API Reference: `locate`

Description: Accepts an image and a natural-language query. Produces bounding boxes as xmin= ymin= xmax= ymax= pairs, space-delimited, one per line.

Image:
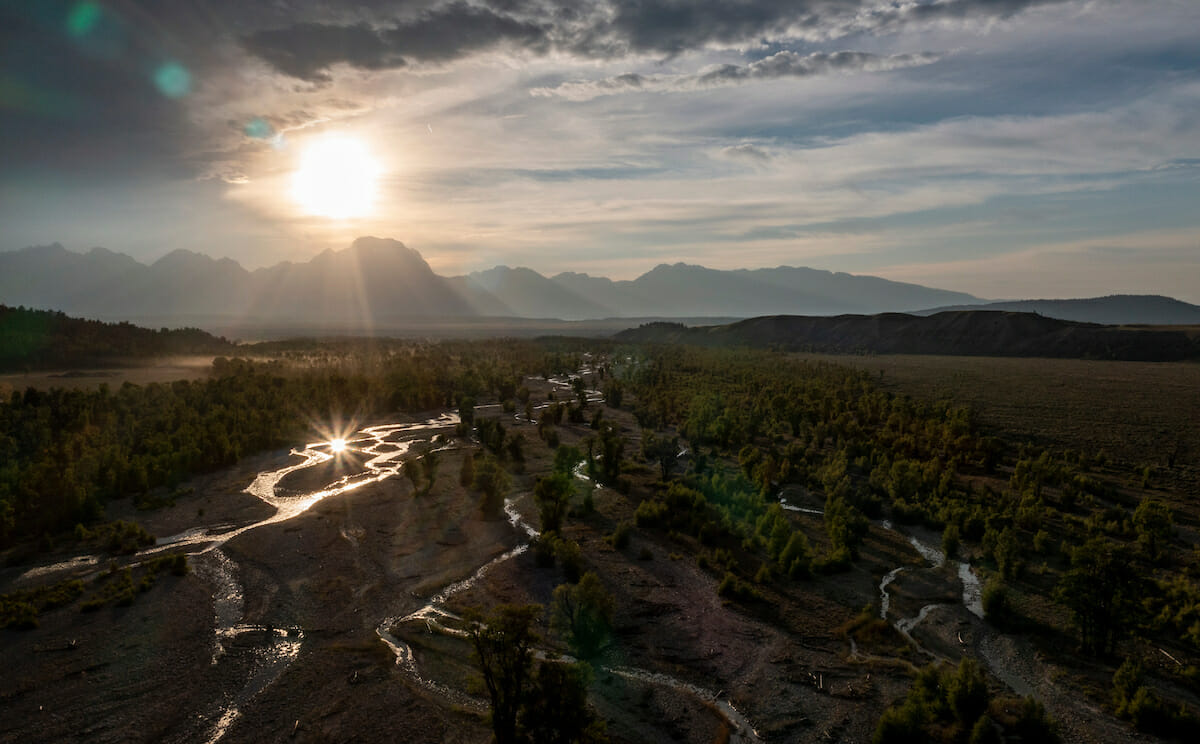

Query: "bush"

xmin=982 ymin=579 xmax=1012 ymax=626
xmin=873 ymin=699 xmax=928 ymax=744
xmin=552 ymin=572 xmax=615 ymax=658
xmin=947 ymin=658 xmax=989 ymax=727
xmin=607 ymin=522 xmax=631 ymax=550
xmin=634 ymin=500 xmax=668 ymax=528
xmin=717 ymin=572 xmax=763 ymax=602
xmin=942 ymin=524 xmax=961 ymax=560
xmin=968 ymin=715 xmax=1002 ymax=744
xmin=1009 ymin=696 xmax=1059 ymax=744
xmin=557 ymin=539 xmax=584 ymax=583
xmin=534 ymin=532 xmax=560 ymax=568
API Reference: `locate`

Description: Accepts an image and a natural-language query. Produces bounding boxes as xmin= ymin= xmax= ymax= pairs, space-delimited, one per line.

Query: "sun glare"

xmin=330 ymin=438 xmax=347 ymax=453
xmin=291 ymin=136 xmax=381 ymax=219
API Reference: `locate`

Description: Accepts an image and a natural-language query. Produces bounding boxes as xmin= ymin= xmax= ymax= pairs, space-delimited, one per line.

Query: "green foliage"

xmin=602 ymin=380 xmax=622 ymax=409
xmin=641 ymin=430 xmax=679 ymax=481
xmin=1111 ymin=658 xmax=1143 ymax=718
xmin=607 ymin=522 xmax=631 ymax=550
xmin=523 ymin=661 xmax=608 ymax=744
xmin=942 ymin=523 xmax=961 ymax=560
xmin=875 ymin=663 xmax=1056 ymax=744
xmin=1009 ymin=697 xmax=1059 ymax=744
xmin=534 ymin=472 xmax=574 ymax=534
xmin=992 ymin=527 xmax=1023 ymax=580
xmin=968 ymin=716 xmax=1002 ymax=744
xmin=717 ymin=571 xmax=764 ymax=602
xmin=594 ymin=423 xmax=625 ymax=485
xmin=1056 ymin=537 xmax=1142 ymax=656
xmin=467 ymin=604 xmax=542 ymax=744
xmin=1 ymin=339 xmax=549 ymax=550
xmin=1133 ymin=498 xmax=1173 ymax=561
xmin=74 ymin=519 xmax=155 ymax=555
xmin=553 ymin=444 xmax=584 ymax=476
xmin=556 ymin=539 xmax=584 ymax=583
xmin=982 ymin=579 xmax=1013 ymax=626
xmin=473 ymin=454 xmax=512 ymax=519
xmin=0 ymin=305 xmax=233 ymax=372
xmin=1 ymin=578 xmax=85 ymax=629
xmin=552 ymin=572 xmax=615 ymax=659
xmin=947 ymin=658 xmax=989 ymax=727
xmin=825 ymin=494 xmax=869 ymax=560
xmin=1111 ymin=658 xmax=1200 ymax=737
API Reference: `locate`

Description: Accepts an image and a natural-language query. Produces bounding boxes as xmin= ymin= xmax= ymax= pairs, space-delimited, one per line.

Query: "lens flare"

xmin=330 ymin=438 xmax=347 ymax=453
xmin=244 ymin=117 xmax=273 ymax=139
xmin=66 ymin=2 xmax=102 ymax=37
xmin=154 ymin=62 xmax=191 ymax=98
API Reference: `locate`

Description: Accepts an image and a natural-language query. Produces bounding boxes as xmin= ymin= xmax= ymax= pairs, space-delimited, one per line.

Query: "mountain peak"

xmin=153 ymin=248 xmax=213 ymax=267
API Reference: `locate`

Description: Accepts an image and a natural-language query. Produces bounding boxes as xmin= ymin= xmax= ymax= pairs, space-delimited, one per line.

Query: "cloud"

xmin=531 ymin=50 xmax=941 ymax=100
xmin=238 ymin=1 xmax=1071 ymax=81
xmin=241 ymin=2 xmax=550 ymax=81
xmin=600 ymin=0 xmax=1075 ymax=52
xmin=720 ymin=143 xmax=772 ymax=162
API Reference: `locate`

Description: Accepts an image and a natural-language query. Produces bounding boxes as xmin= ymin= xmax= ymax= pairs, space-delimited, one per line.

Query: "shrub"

xmin=552 ymin=572 xmax=615 ymax=658
xmin=634 ymin=500 xmax=668 ymax=528
xmin=968 ymin=715 xmax=1002 ymax=744
xmin=982 ymin=579 xmax=1011 ymax=626
xmin=947 ymin=658 xmax=989 ymax=727
xmin=556 ymin=539 xmax=584 ymax=583
xmin=607 ymin=522 xmax=631 ymax=550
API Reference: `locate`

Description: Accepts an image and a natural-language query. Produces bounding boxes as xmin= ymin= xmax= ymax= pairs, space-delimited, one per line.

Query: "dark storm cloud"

xmin=241 ymin=2 xmax=551 ymax=82
xmin=532 ymin=50 xmax=941 ymax=100
xmin=241 ymin=23 xmax=407 ymax=82
xmin=599 ymin=0 xmax=1070 ymax=54
xmin=237 ymin=0 xmax=1074 ymax=80
xmin=0 ymin=0 xmax=1077 ymax=177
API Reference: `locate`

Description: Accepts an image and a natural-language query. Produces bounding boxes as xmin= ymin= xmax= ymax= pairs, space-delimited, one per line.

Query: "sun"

xmin=330 ymin=438 xmax=347 ymax=453
xmin=291 ymin=136 xmax=381 ymax=219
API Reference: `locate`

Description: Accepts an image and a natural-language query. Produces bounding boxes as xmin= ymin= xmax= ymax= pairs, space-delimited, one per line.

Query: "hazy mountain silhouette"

xmin=461 ymin=266 xmax=612 ymax=320
xmin=916 ymin=295 xmax=1200 ymax=326
xmin=3 ymin=239 xmax=1192 ymax=327
xmin=549 ymin=262 xmax=980 ymax=317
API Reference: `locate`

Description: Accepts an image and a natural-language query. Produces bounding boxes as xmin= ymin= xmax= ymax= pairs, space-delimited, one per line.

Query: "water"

xmin=877 ymin=525 xmax=984 ymax=650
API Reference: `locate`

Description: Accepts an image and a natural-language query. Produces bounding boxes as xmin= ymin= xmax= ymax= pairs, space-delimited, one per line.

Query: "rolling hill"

xmin=615 ymin=312 xmax=1200 ymax=361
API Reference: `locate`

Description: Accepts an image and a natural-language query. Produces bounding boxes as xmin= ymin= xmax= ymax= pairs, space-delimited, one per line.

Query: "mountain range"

xmin=2 ymin=238 xmax=1197 ymax=328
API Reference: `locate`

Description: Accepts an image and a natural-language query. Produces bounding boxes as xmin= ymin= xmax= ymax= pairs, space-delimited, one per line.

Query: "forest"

xmin=0 ymin=339 xmax=567 ymax=550
xmin=3 ymin=335 xmax=1199 ymax=742
xmin=0 ymin=305 xmax=234 ymax=371
xmin=609 ymin=343 xmax=1200 ymax=740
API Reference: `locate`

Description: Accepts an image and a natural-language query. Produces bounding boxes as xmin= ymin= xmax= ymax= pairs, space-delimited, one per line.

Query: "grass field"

xmin=797 ymin=353 xmax=1200 ymax=474
xmin=0 ymin=355 xmax=216 ymax=395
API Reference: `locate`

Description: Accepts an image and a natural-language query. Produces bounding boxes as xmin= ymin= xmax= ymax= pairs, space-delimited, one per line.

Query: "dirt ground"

xmin=0 ymin=373 xmax=1149 ymax=743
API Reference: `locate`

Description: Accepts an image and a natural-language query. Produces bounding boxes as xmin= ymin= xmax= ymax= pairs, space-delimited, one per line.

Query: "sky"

xmin=1 ymin=0 xmax=1199 ymax=302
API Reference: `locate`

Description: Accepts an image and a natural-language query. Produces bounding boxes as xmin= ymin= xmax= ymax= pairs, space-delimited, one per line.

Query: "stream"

xmin=167 ymin=368 xmax=757 ymax=742
xmin=780 ymin=506 xmax=984 ymax=656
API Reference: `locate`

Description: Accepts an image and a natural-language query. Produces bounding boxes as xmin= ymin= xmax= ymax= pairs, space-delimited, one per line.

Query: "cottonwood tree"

xmin=467 ymin=604 xmax=541 ymax=744
xmin=552 ymin=571 xmax=615 ymax=659
xmin=534 ymin=472 xmax=573 ymax=534
xmin=1056 ymin=537 xmax=1141 ymax=656
xmin=473 ymin=454 xmax=511 ymax=519
xmin=641 ymin=430 xmax=678 ymax=481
